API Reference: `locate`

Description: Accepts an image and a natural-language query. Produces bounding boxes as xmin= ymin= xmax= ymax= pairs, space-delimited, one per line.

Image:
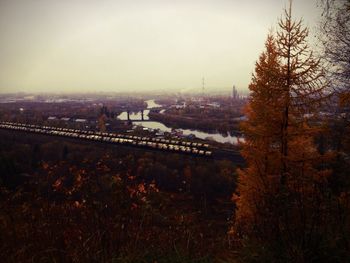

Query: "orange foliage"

xmin=232 ymin=4 xmax=334 ymax=260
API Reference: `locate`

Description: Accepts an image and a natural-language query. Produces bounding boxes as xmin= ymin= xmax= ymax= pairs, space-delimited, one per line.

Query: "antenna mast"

xmin=202 ymin=77 xmax=205 ymax=96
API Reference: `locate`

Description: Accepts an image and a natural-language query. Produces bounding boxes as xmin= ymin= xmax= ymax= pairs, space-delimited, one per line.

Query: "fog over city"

xmin=0 ymin=0 xmax=320 ymax=93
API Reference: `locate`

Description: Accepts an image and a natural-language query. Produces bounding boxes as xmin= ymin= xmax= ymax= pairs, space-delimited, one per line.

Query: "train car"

xmin=126 ymin=139 xmax=133 ymax=144
xmin=205 ymin=151 xmax=212 ymax=156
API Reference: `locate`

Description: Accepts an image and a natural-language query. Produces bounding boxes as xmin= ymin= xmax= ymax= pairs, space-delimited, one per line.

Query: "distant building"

xmin=170 ymin=102 xmax=186 ymax=109
xmin=61 ymin=117 xmax=70 ymax=121
xmin=232 ymin=85 xmax=239 ymax=100
xmin=75 ymin=119 xmax=87 ymax=123
xmin=48 ymin=116 xmax=57 ymax=120
xmin=207 ymin=102 xmax=220 ymax=108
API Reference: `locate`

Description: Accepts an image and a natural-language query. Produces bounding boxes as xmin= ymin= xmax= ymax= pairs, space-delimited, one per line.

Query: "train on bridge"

xmin=0 ymin=121 xmax=213 ymax=157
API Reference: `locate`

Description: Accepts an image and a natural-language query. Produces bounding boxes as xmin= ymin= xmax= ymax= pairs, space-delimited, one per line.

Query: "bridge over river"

xmin=118 ymin=109 xmax=157 ymax=122
xmin=0 ymin=121 xmax=244 ymax=163
xmin=117 ymin=100 xmax=240 ymax=145
xmin=117 ymin=99 xmax=163 ymax=122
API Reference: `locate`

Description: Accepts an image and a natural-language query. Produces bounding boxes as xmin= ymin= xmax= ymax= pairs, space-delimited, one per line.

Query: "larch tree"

xmin=320 ymin=0 xmax=350 ymax=96
xmin=320 ymin=0 xmax=350 ymax=154
xmin=276 ymin=2 xmax=327 ymax=183
xmin=232 ymin=33 xmax=284 ymax=238
xmin=319 ymin=3 xmax=350 ymax=258
xmin=232 ymin=3 xmax=336 ymax=261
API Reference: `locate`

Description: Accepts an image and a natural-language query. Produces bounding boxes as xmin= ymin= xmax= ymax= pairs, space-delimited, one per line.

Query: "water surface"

xmin=117 ymin=99 xmax=239 ymax=144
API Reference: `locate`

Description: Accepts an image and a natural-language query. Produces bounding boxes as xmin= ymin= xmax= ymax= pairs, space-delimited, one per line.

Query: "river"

xmin=117 ymin=99 xmax=239 ymax=144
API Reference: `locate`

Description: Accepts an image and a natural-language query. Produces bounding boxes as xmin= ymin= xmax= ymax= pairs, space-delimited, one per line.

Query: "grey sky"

xmin=0 ymin=0 xmax=321 ymax=93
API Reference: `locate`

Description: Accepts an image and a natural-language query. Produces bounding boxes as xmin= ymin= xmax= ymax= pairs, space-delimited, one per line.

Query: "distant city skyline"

xmin=0 ymin=0 xmax=321 ymax=93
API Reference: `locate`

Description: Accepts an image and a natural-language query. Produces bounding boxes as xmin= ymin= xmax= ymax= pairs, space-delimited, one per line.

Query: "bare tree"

xmin=320 ymin=0 xmax=350 ymax=94
xmin=319 ymin=0 xmax=350 ymax=155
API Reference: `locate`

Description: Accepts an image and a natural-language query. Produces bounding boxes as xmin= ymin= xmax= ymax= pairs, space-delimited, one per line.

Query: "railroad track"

xmin=0 ymin=121 xmax=214 ymax=157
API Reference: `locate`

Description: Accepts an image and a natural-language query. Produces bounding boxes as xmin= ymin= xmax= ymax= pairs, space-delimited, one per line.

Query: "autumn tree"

xmin=98 ymin=113 xmax=107 ymax=132
xmin=232 ymin=33 xmax=283 ymax=238
xmin=231 ymin=3 xmax=346 ymax=262
xmin=276 ymin=2 xmax=327 ymax=183
xmin=320 ymin=0 xmax=350 ymax=95
xmin=319 ymin=3 xmax=350 ymax=257
xmin=319 ymin=0 xmax=350 ymax=155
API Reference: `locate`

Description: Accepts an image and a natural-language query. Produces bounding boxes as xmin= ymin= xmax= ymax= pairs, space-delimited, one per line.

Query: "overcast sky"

xmin=0 ymin=0 xmax=321 ymax=94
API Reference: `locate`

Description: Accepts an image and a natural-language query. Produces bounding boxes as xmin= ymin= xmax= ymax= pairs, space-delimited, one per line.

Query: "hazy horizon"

xmin=0 ymin=0 xmax=321 ymax=94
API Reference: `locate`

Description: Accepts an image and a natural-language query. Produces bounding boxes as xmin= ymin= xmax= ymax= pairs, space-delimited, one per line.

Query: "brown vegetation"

xmin=0 ymin=130 xmax=238 ymax=262
xmin=232 ymin=3 xmax=350 ymax=262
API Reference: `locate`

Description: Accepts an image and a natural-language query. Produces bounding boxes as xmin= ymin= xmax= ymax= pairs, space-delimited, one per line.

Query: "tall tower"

xmin=202 ymin=77 xmax=205 ymax=96
xmin=232 ymin=85 xmax=238 ymax=100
